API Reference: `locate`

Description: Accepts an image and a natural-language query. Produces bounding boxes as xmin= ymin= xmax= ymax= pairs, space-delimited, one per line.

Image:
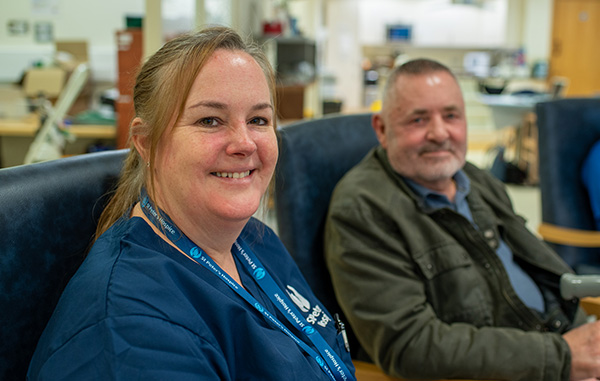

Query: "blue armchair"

xmin=0 ymin=149 xmax=128 ymax=380
xmin=536 ymin=98 xmax=600 ymax=273
xmin=274 ymin=113 xmax=378 ymax=359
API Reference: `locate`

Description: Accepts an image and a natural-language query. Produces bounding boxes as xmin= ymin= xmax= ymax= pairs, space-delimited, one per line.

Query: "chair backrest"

xmin=536 ymin=98 xmax=600 ymax=270
xmin=0 ymin=149 xmax=128 ymax=380
xmin=274 ymin=113 xmax=378 ymax=355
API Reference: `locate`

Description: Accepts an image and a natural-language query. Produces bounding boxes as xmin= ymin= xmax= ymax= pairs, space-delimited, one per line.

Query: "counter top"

xmin=0 ymin=113 xmax=116 ymax=139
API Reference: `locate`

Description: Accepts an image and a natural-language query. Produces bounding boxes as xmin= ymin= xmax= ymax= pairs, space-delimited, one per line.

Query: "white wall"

xmin=522 ymin=0 xmax=553 ymax=64
xmin=324 ymin=0 xmax=512 ymax=110
xmin=0 ymin=0 xmax=553 ymax=96
xmin=0 ymin=0 xmax=144 ymax=82
xmin=323 ymin=0 xmax=553 ymax=111
xmin=503 ymin=0 xmax=552 ymax=61
xmin=357 ymin=0 xmax=508 ymax=47
xmin=324 ymin=0 xmax=363 ymax=111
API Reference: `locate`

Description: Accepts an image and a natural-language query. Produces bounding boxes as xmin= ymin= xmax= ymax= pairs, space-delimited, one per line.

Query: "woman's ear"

xmin=131 ymin=117 xmax=150 ymax=163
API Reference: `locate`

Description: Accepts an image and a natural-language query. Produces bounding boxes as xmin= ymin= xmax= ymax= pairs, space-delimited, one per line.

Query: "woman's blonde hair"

xmin=95 ymin=26 xmax=277 ymax=239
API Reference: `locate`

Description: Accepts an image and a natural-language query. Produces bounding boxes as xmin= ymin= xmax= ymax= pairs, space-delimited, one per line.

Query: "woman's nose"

xmin=227 ymin=123 xmax=257 ymax=156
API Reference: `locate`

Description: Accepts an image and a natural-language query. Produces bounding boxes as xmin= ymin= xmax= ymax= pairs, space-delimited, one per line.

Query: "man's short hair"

xmin=382 ymin=58 xmax=456 ymax=107
xmin=394 ymin=58 xmax=453 ymax=76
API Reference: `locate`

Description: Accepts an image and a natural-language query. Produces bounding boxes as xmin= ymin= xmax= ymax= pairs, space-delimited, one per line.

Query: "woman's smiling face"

xmin=150 ymin=48 xmax=278 ymax=230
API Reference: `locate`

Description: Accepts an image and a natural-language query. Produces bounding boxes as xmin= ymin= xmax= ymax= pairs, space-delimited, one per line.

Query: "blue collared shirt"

xmin=404 ymin=170 xmax=545 ymax=313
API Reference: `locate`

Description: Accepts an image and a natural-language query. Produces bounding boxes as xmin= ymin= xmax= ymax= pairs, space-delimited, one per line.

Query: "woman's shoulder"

xmin=31 ymin=217 xmax=223 ymax=366
xmin=239 ymin=217 xmax=283 ymax=257
xmin=44 ymin=217 xmax=207 ymax=327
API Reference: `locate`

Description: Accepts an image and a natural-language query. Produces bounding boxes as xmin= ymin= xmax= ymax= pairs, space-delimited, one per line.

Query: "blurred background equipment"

xmin=23 ymin=63 xmax=89 ymax=165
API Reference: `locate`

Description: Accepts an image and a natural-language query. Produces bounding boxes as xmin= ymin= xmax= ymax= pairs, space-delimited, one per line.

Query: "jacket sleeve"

xmin=29 ymin=315 xmax=229 ymax=381
xmin=324 ymin=192 xmax=572 ymax=381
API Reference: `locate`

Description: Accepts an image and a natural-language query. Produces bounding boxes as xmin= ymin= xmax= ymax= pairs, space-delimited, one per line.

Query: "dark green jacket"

xmin=324 ymin=147 xmax=587 ymax=381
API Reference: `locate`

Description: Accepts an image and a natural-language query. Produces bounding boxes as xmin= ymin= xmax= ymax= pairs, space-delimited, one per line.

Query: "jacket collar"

xmin=374 ymin=146 xmax=470 ymax=214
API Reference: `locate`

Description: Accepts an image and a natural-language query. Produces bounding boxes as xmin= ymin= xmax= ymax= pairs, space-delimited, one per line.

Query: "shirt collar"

xmin=403 ymin=170 xmax=471 ymax=211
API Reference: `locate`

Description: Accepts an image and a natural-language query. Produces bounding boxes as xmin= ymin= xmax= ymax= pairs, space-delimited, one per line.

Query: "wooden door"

xmin=550 ymin=0 xmax=600 ymax=96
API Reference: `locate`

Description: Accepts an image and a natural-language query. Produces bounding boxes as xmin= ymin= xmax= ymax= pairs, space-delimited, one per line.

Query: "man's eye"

xmin=197 ymin=117 xmax=219 ymax=127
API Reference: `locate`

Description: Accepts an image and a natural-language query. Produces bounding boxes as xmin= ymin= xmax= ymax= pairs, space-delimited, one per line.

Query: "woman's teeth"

xmin=214 ymin=170 xmax=251 ymax=179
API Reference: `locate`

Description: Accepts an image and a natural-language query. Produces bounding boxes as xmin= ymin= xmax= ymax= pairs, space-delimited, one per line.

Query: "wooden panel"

xmin=276 ymin=85 xmax=305 ymax=121
xmin=115 ymin=99 xmax=134 ymax=149
xmin=116 ymin=29 xmax=143 ymax=97
xmin=116 ymin=29 xmax=143 ymax=149
xmin=355 ymin=361 xmax=402 ymax=381
xmin=354 ymin=360 xmax=487 ymax=381
xmin=550 ymin=0 xmax=600 ymax=96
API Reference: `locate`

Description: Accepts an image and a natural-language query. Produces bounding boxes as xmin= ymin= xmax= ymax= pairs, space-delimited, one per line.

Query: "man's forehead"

xmin=392 ymin=103 xmax=462 ymax=115
xmin=424 ymin=74 xmax=444 ymax=86
xmin=395 ymin=71 xmax=455 ymax=86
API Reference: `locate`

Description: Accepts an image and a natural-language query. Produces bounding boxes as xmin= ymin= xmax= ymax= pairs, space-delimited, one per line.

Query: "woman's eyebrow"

xmin=252 ymin=103 xmax=274 ymax=112
xmin=187 ymin=101 xmax=273 ymax=112
xmin=188 ymin=100 xmax=227 ymax=110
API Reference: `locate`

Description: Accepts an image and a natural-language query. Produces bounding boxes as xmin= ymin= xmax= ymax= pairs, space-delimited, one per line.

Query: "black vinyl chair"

xmin=274 ymin=113 xmax=378 ymax=359
xmin=536 ymin=98 xmax=600 ymax=273
xmin=0 ymin=149 xmax=128 ymax=380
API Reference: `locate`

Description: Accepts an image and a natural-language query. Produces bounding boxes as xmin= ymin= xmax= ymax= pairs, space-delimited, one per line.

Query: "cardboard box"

xmin=22 ymin=67 xmax=66 ymax=98
xmin=55 ymin=40 xmax=89 ymax=71
xmin=20 ymin=40 xmax=93 ymax=116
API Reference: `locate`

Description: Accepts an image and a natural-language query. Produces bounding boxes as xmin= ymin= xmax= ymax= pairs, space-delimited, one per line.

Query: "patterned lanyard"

xmin=140 ymin=194 xmax=354 ymax=381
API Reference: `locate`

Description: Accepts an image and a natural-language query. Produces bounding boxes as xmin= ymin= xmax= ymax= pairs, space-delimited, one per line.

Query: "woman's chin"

xmin=217 ymin=203 xmax=262 ymax=223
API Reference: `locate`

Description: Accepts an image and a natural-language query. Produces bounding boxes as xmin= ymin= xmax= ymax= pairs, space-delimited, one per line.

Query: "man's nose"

xmin=426 ymin=115 xmax=450 ymax=142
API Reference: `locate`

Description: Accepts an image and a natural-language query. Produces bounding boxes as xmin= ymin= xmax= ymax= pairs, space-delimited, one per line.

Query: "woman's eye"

xmin=197 ymin=117 xmax=219 ymax=127
xmin=249 ymin=117 xmax=268 ymax=126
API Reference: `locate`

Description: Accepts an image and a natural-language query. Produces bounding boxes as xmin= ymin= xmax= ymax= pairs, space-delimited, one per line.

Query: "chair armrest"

xmin=580 ymin=297 xmax=600 ymax=317
xmin=353 ymin=360 xmax=487 ymax=380
xmin=538 ymin=223 xmax=600 ymax=247
xmin=354 ymin=360 xmax=402 ymax=381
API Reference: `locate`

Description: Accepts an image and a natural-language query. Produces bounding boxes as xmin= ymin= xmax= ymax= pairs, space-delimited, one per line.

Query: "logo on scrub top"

xmin=190 ymin=247 xmax=201 ymax=259
xmin=286 ymin=285 xmax=310 ymax=313
xmin=253 ymin=268 xmax=266 ymax=280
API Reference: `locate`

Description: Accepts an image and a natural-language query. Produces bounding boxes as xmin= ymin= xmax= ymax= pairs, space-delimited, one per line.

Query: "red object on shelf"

xmin=263 ymin=22 xmax=282 ymax=36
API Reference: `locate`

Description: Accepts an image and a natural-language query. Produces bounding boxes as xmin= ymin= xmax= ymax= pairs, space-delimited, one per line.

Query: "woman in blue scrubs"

xmin=28 ymin=26 xmax=355 ymax=381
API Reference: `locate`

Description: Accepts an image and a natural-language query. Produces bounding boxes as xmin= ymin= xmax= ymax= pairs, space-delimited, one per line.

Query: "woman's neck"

xmin=130 ymin=203 xmax=244 ymax=285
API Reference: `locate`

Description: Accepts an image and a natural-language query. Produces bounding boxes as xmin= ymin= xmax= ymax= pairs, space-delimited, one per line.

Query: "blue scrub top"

xmin=28 ymin=216 xmax=355 ymax=380
xmin=582 ymin=140 xmax=600 ymax=230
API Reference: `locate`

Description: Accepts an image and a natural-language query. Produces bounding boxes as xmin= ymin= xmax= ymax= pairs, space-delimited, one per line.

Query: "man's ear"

xmin=372 ymin=113 xmax=387 ymax=149
xmin=130 ymin=117 xmax=150 ymax=163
